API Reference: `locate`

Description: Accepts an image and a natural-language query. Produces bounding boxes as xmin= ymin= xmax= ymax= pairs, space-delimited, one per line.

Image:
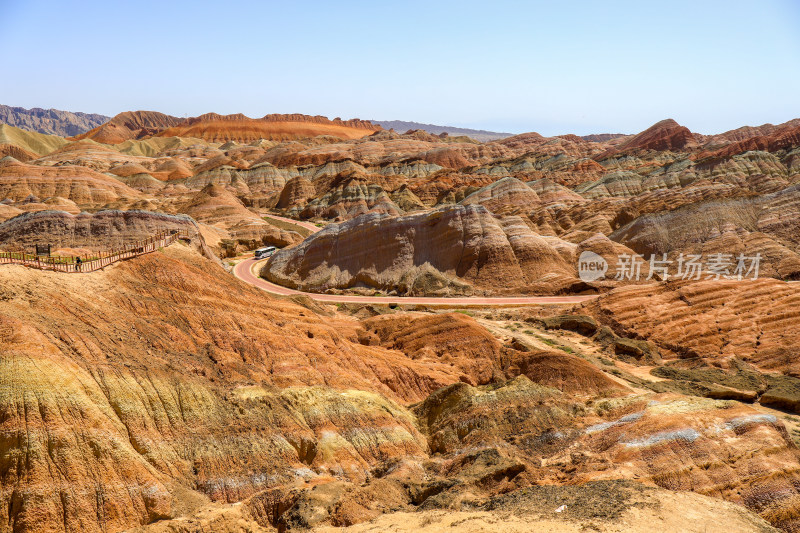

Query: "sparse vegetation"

xmin=263 ymin=216 xmax=312 ymax=237
xmin=535 ymin=335 xmax=558 ymax=346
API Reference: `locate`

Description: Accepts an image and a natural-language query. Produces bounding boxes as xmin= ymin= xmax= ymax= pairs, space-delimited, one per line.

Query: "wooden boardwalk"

xmin=0 ymin=230 xmax=191 ymax=273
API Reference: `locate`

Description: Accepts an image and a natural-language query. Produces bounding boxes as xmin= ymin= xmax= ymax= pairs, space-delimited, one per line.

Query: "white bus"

xmin=254 ymin=246 xmax=277 ymax=259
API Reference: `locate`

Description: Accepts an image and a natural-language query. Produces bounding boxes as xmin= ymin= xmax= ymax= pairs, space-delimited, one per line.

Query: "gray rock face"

xmin=0 ymin=104 xmax=109 ymax=137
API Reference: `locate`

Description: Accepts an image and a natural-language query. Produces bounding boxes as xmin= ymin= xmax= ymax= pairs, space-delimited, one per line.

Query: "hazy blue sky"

xmin=1 ymin=0 xmax=799 ymax=135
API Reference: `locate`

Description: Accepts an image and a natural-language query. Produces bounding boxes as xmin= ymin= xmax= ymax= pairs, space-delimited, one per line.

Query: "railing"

xmin=0 ymin=230 xmax=192 ymax=273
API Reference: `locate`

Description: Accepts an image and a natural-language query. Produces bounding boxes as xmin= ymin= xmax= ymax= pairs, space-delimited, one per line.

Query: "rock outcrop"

xmin=702 ymin=123 xmax=800 ymax=160
xmin=73 ymin=111 xmax=183 ymax=144
xmin=297 ymin=177 xmax=402 ymax=221
xmin=0 ymin=158 xmax=143 ymax=207
xmin=581 ymin=279 xmax=800 ymax=374
xmin=595 ymin=119 xmax=697 ymax=159
xmin=157 ymin=113 xmax=381 ymax=142
xmin=181 ymin=184 xmax=303 ymax=249
xmin=0 ymin=209 xmax=203 ymax=251
xmin=277 ymin=176 xmax=316 ymax=209
xmin=459 ymin=176 xmax=541 ymax=215
xmin=263 ymin=205 xmax=582 ymax=296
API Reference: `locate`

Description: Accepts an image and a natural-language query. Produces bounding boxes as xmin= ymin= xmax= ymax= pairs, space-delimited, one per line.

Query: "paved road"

xmin=233 ymin=258 xmax=599 ymax=306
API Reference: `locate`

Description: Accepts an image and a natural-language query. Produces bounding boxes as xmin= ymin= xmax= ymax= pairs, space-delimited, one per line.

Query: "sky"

xmin=1 ymin=0 xmax=799 ymax=136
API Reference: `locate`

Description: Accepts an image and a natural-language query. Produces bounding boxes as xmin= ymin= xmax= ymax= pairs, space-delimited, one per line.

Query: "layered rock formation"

xmin=0 ymin=158 xmax=143 ymax=207
xmin=581 ymin=279 xmax=800 ymax=375
xmin=459 ymin=176 xmax=542 ymax=215
xmin=71 ymin=111 xmax=382 ymax=146
xmin=73 ymin=111 xmax=183 ymax=144
xmin=2 ymin=108 xmax=798 ymax=272
xmin=181 ymin=184 xmax=303 ymax=249
xmin=0 ymin=209 xmax=203 ymax=251
xmin=296 ymin=177 xmax=402 ymax=221
xmin=581 ymin=132 xmax=628 ymax=143
xmin=4 ymin=213 xmax=800 ymax=532
xmin=0 ymin=106 xmax=800 ymax=533
xmin=157 ymin=113 xmax=381 ymax=142
xmin=277 ymin=176 xmax=316 ymax=209
xmin=358 ymin=312 xmax=624 ymax=396
xmin=263 ymin=205 xmax=584 ymax=296
xmin=0 ymin=246 xmax=451 ymax=531
xmin=595 ymin=119 xmax=697 ymax=159
xmin=410 ymin=376 xmax=800 ymax=531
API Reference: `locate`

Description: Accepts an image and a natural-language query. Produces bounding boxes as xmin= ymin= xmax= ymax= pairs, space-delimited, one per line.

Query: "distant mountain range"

xmin=0 ymin=106 xmax=519 ymax=142
xmin=371 ymin=120 xmax=513 ymax=142
xmin=0 ymin=105 xmax=631 ymax=145
xmin=0 ymin=105 xmax=109 ymax=137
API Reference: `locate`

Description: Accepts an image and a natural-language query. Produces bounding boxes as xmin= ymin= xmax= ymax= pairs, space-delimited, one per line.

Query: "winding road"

xmin=236 ymin=214 xmax=600 ymax=306
xmin=233 ymin=258 xmax=599 ymax=307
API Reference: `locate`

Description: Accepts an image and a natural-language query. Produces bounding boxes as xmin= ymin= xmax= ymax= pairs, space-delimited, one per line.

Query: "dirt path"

xmin=233 ymin=258 xmax=599 ymax=306
xmin=262 ymin=213 xmax=321 ymax=234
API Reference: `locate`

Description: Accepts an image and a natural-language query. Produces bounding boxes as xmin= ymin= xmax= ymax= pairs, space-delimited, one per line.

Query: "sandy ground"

xmin=313 ymin=488 xmax=777 ymax=532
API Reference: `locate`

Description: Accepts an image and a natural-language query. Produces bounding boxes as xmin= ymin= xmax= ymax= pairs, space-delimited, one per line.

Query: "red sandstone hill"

xmin=595 ymin=119 xmax=697 ymax=159
xmin=699 ymin=122 xmax=800 ymax=160
xmin=72 ymin=111 xmax=182 ymax=144
xmin=702 ymin=118 xmax=800 ymax=146
xmin=156 ymin=113 xmax=382 ymax=142
xmin=74 ymin=111 xmax=382 ymax=144
xmin=0 ymin=158 xmax=143 ymax=207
